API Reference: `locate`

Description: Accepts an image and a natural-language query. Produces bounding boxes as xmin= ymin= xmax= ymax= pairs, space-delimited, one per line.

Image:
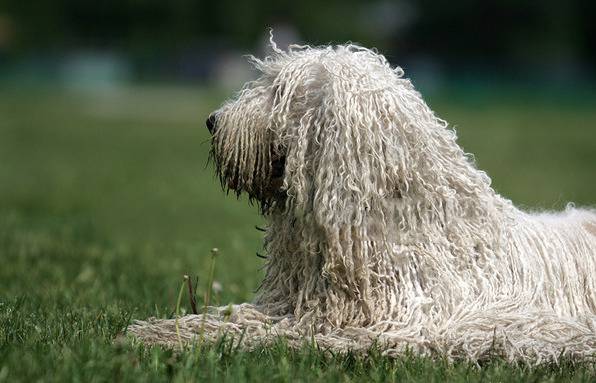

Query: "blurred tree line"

xmin=1 ymin=0 xmax=594 ymax=80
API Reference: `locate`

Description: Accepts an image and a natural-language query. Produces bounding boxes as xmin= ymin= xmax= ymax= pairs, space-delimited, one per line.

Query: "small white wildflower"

xmin=212 ymin=281 xmax=223 ymax=294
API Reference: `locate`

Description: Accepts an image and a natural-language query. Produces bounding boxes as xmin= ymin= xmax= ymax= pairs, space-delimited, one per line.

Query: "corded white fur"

xmin=129 ymin=42 xmax=596 ymax=363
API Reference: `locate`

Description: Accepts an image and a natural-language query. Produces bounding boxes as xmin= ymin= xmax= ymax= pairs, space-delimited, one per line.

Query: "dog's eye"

xmin=271 ymin=156 xmax=285 ymax=178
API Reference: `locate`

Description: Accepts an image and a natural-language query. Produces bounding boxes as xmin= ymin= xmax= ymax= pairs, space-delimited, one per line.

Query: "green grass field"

xmin=0 ymin=86 xmax=595 ymax=382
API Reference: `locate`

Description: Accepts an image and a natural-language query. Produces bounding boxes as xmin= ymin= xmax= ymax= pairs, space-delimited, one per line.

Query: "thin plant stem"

xmin=200 ymin=247 xmax=219 ymax=342
xmin=204 ymin=248 xmax=218 ymax=308
xmin=175 ymin=276 xmax=187 ymax=350
xmin=186 ymin=275 xmax=198 ymax=315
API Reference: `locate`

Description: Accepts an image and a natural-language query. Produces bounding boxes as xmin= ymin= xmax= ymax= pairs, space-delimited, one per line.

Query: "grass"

xmin=0 ymin=84 xmax=594 ymax=382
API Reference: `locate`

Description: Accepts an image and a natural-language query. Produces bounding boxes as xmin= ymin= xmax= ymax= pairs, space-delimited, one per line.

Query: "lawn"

xmin=0 ymin=85 xmax=594 ymax=382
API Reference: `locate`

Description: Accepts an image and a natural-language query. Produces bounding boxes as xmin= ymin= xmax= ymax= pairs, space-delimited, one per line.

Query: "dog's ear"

xmin=282 ymin=83 xmax=406 ymax=227
xmin=278 ymin=78 xmax=412 ymax=302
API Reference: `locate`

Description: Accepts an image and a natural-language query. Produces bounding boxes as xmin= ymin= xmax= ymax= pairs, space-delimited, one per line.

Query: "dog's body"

xmin=130 ymin=42 xmax=596 ymax=362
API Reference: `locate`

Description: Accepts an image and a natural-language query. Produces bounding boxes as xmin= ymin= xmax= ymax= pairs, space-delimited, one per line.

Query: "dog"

xmin=130 ymin=41 xmax=596 ymax=363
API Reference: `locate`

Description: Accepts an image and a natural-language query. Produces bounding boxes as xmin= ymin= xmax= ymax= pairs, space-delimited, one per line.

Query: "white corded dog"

xmin=130 ymin=41 xmax=596 ymax=363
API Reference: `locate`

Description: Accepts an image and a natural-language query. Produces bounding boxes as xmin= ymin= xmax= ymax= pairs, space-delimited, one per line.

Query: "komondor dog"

xmin=129 ymin=41 xmax=596 ymax=363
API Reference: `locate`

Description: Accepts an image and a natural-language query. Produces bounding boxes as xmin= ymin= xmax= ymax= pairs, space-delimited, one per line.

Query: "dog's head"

xmin=207 ymin=44 xmax=477 ymax=225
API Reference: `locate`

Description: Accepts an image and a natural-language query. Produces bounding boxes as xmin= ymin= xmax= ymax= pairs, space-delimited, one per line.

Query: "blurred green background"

xmin=0 ymin=1 xmax=595 ymax=380
xmin=1 ymin=0 xmax=594 ymax=250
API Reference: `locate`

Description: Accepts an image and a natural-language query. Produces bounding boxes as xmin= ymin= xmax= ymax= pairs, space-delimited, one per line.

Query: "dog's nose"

xmin=206 ymin=114 xmax=216 ymax=134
